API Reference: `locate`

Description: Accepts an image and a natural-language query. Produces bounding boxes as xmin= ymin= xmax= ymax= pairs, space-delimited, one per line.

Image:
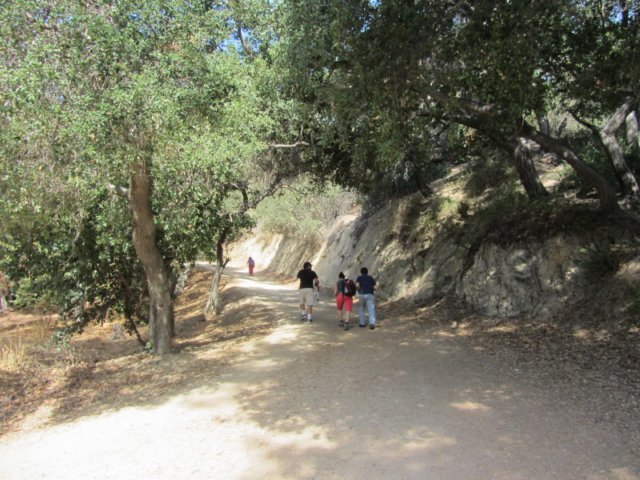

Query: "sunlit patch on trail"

xmin=262 ymin=325 xmax=303 ymax=345
xmin=609 ymin=467 xmax=640 ymax=480
xmin=232 ymin=277 xmax=294 ymax=292
xmin=449 ymin=401 xmax=491 ymax=412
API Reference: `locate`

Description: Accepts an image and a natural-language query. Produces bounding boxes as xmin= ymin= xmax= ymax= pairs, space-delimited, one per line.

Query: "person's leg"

xmin=336 ymin=294 xmax=344 ymax=325
xmin=368 ymin=294 xmax=376 ymax=328
xmin=306 ymin=289 xmax=315 ymax=321
xmin=299 ymin=290 xmax=307 ymax=320
xmin=359 ymin=295 xmax=366 ymax=327
xmin=344 ymin=296 xmax=352 ymax=330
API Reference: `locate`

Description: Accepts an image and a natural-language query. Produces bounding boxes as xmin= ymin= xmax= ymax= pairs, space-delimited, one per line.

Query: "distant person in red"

xmin=247 ymin=256 xmax=255 ymax=276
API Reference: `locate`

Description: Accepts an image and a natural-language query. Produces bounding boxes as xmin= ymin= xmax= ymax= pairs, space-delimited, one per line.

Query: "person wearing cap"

xmin=296 ymin=261 xmax=320 ymax=322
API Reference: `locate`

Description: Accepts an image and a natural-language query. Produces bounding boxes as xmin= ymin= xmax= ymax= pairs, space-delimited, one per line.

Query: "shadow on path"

xmin=0 ymin=266 xmax=638 ymax=480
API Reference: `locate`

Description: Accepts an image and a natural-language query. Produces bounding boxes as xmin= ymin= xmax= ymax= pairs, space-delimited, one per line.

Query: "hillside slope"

xmin=232 ymin=167 xmax=640 ymax=328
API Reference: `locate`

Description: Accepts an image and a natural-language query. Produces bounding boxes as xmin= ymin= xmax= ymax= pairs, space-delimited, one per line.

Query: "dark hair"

xmin=338 ymin=272 xmax=345 ymax=279
xmin=303 ymin=261 xmax=312 ymax=268
xmin=361 ymin=267 xmax=368 ymax=275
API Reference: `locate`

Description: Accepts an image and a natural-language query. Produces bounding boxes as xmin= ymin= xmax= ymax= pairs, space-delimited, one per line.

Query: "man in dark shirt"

xmin=356 ymin=267 xmax=377 ymax=329
xmin=297 ymin=261 xmax=320 ymax=322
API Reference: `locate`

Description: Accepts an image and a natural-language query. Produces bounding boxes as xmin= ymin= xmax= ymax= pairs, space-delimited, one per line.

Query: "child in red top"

xmin=334 ymin=272 xmax=353 ymax=331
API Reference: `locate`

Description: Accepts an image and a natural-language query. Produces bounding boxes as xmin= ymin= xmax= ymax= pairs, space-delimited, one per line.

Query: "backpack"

xmin=343 ymin=279 xmax=356 ymax=297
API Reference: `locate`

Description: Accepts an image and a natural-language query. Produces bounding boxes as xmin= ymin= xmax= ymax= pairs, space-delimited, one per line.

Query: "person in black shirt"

xmin=297 ymin=261 xmax=320 ymax=322
xmin=356 ymin=267 xmax=377 ymax=329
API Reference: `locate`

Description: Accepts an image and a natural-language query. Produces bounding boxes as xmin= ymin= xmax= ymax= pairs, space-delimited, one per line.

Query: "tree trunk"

xmin=598 ymin=98 xmax=640 ymax=205
xmin=517 ymin=119 xmax=619 ymax=213
xmin=627 ymin=111 xmax=639 ymax=164
xmin=126 ymin=313 xmax=146 ymax=347
xmin=204 ymin=261 xmax=226 ymax=320
xmin=446 ymin=111 xmax=548 ymax=200
xmin=536 ymin=112 xmax=550 ymax=136
xmin=129 ymin=158 xmax=174 ymax=355
xmin=204 ymin=228 xmax=230 ymax=320
xmin=513 ymin=138 xmax=548 ymax=199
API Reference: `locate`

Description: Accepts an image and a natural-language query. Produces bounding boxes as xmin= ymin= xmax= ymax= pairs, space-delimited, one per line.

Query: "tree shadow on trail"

xmin=192 ymin=293 xmax=640 ymax=479
xmin=0 ymin=268 xmax=282 ymax=436
xmin=4 ymin=268 xmax=639 ymax=479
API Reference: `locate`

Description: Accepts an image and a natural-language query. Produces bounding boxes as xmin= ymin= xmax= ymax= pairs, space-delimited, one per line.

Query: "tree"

xmin=280 ymin=0 xmax=639 ymax=213
xmin=0 ymin=1 xmax=276 ymax=354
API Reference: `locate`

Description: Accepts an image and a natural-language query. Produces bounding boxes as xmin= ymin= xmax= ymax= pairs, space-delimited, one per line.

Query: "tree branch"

xmin=237 ymin=24 xmax=255 ymax=57
xmin=516 ymin=118 xmax=619 ymax=212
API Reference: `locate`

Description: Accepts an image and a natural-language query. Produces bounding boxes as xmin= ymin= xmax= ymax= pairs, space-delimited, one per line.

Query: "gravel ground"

xmin=0 ymin=266 xmax=638 ymax=480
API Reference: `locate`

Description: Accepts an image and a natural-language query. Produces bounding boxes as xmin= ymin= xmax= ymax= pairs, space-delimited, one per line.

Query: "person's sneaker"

xmin=359 ymin=324 xmax=366 ymax=328
xmin=339 ymin=320 xmax=344 ymax=327
xmin=370 ymin=324 xmax=375 ymax=330
xmin=344 ymin=322 xmax=350 ymax=331
xmin=308 ymin=317 xmax=313 ymax=322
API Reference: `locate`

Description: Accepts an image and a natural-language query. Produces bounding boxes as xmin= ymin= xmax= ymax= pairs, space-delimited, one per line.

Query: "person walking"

xmin=356 ymin=267 xmax=377 ymax=329
xmin=334 ymin=272 xmax=355 ymax=331
xmin=297 ymin=261 xmax=320 ymax=322
xmin=247 ymin=256 xmax=255 ymax=276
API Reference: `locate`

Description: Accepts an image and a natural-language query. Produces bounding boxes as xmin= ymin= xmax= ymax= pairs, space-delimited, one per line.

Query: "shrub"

xmin=579 ymin=243 xmax=621 ymax=279
xmin=255 ymin=179 xmax=357 ymax=239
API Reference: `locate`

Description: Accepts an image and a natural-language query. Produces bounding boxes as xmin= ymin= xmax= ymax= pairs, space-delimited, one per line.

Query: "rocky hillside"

xmin=231 ymin=168 xmax=640 ymax=328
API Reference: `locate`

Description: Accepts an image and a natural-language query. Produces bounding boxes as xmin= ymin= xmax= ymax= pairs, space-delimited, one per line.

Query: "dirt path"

xmin=0 ymin=267 xmax=638 ymax=480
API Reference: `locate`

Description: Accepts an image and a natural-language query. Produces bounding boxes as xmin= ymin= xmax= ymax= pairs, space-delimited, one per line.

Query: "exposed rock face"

xmin=232 ymin=196 xmax=638 ymax=323
xmin=457 ymin=238 xmax=583 ymax=318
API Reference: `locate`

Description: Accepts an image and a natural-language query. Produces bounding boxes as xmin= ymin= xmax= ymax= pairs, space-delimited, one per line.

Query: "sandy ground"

xmin=0 ymin=266 xmax=638 ymax=480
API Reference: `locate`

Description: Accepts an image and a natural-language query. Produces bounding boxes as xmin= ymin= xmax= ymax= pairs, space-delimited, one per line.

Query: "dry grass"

xmin=0 ymin=270 xmax=278 ymax=437
xmin=0 ymin=338 xmax=29 ymax=372
xmin=0 ymin=314 xmax=58 ymax=372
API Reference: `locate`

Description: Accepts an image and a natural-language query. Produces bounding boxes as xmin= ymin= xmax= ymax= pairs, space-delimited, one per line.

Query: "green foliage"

xmin=255 ymin=180 xmax=355 ymax=239
xmin=279 ymin=0 xmax=639 ymax=213
xmin=0 ymin=0 xmax=288 ymax=346
xmin=0 ymin=190 xmax=149 ymax=337
xmin=464 ymin=152 xmax=518 ymax=198
xmin=454 ymin=189 xmax=549 ymax=247
xmin=548 ymin=1 xmax=640 ymax=115
xmin=51 ymin=330 xmax=72 ymax=353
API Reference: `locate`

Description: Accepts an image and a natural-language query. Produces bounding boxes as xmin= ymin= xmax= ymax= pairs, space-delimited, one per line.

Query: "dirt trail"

xmin=0 ymin=267 xmax=638 ymax=480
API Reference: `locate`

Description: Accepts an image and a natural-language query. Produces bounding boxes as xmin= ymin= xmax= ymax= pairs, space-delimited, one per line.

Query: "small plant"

xmin=579 ymin=243 xmax=620 ymax=279
xmin=436 ymin=197 xmax=460 ymax=220
xmin=457 ymin=201 xmax=470 ymax=219
xmin=51 ymin=329 xmax=72 ymax=352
